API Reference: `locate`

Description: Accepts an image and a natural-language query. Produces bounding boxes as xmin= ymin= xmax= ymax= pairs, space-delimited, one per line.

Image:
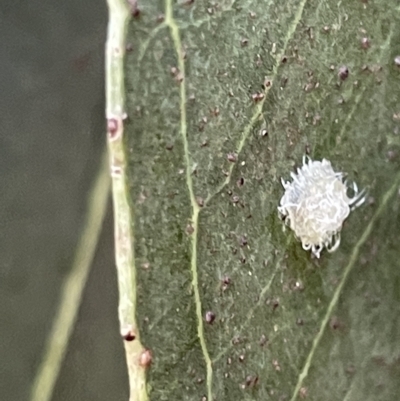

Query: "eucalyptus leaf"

xmin=124 ymin=1 xmax=400 ymax=400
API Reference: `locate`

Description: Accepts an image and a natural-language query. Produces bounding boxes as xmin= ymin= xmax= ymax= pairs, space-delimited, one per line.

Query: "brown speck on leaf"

xmin=241 ymin=38 xmax=249 ymax=47
xmin=249 ymin=11 xmax=256 ymax=18
xmin=322 ymin=25 xmax=330 ymax=33
xmin=272 ymin=298 xmax=280 ymax=310
xmin=189 ymin=93 xmax=196 ymax=101
xmin=165 ymin=143 xmax=174 ymax=150
xmin=260 ymin=128 xmax=268 ymax=137
xmin=338 ymin=65 xmax=349 ymax=80
xmin=387 ymin=150 xmax=398 ymax=161
xmin=126 ymin=43 xmax=133 ymax=52
xmin=394 ymin=55 xmax=400 ymax=67
xmin=128 ymin=0 xmax=140 ymax=17
xmin=272 ymin=359 xmax=281 ymax=371
xmin=259 ymin=334 xmax=268 ymax=346
xmin=211 ymin=107 xmax=220 ymax=116
xmin=186 ymin=224 xmax=194 ymax=235
xmin=170 ymin=66 xmax=184 ymax=82
xmin=296 ymin=318 xmax=304 ymax=325
xmin=227 ymin=152 xmax=238 ymax=162
xmin=361 ymin=37 xmax=370 ymax=49
xmin=107 ymin=118 xmax=119 ymax=139
xmin=239 ymin=236 xmax=248 ymax=247
xmin=232 ymin=195 xmax=240 ymax=204
xmin=200 ymin=139 xmax=209 ymax=148
xmin=263 ymin=77 xmax=272 ymax=88
xmin=221 ymin=276 xmax=231 ymax=291
xmin=205 ymin=311 xmax=216 ymax=324
xmin=299 ymin=387 xmax=308 ymax=399
xmin=304 ymin=82 xmax=314 ymax=92
xmin=196 ymin=197 xmax=204 ymax=207
xmin=252 ymin=92 xmax=265 ymax=102
xmin=239 ymin=354 xmax=245 ymax=362
xmin=156 ymin=13 xmax=165 ymax=23
xmin=141 ymin=262 xmax=150 ymax=270
xmin=237 ymin=177 xmax=244 ymax=187
xmin=305 ymin=144 xmax=311 ymax=154
xmin=281 ymin=55 xmax=288 ymax=63
xmin=139 ymin=349 xmax=152 ymax=368
xmin=329 ymin=316 xmax=342 ymax=330
xmin=245 ymin=375 xmax=259 ymax=387
xmin=121 ymin=325 xmax=136 ymax=341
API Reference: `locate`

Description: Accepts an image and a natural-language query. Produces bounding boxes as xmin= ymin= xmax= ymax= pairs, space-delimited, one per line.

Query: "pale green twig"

xmin=30 ymin=148 xmax=110 ymax=401
xmin=105 ymin=0 xmax=149 ymax=400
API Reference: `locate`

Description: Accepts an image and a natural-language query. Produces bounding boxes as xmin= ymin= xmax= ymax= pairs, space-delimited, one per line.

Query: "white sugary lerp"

xmin=278 ymin=157 xmax=365 ymax=258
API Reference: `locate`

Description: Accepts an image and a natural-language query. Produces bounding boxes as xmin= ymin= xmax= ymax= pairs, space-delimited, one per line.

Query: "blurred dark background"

xmin=0 ymin=0 xmax=128 ymax=399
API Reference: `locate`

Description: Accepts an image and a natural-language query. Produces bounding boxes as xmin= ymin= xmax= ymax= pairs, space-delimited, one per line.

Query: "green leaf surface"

xmin=125 ymin=1 xmax=400 ymax=400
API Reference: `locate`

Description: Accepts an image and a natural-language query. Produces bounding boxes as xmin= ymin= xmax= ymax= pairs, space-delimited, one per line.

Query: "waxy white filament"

xmin=278 ymin=157 xmax=365 ymax=258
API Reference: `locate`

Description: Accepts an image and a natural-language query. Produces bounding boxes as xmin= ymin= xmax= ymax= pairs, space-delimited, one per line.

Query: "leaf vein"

xmin=205 ymin=0 xmax=309 ymax=205
xmin=165 ymin=1 xmax=213 ymax=400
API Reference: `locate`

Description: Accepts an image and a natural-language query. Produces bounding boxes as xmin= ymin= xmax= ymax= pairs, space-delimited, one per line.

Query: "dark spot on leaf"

xmin=361 ymin=37 xmax=370 ymax=49
xmin=196 ymin=197 xmax=204 ymax=207
xmin=139 ymin=349 xmax=152 ymax=367
xmin=338 ymin=66 xmax=349 ymax=80
xmin=272 ymin=298 xmax=280 ymax=310
xmin=263 ymin=77 xmax=272 ymax=88
xmin=227 ymin=152 xmax=238 ymax=162
xmin=156 ymin=14 xmax=165 ymax=23
xmin=127 ymin=0 xmax=140 ymax=17
xmin=260 ymin=128 xmax=268 ymax=137
xmin=107 ymin=118 xmax=119 ymax=138
xmin=329 ymin=316 xmax=342 ymax=330
xmin=281 ymin=55 xmax=288 ymax=63
xmin=259 ymin=334 xmax=268 ymax=346
xmin=165 ymin=143 xmax=174 ymax=150
xmin=121 ymin=325 xmax=136 ymax=341
xmin=239 ymin=236 xmax=248 ymax=247
xmin=272 ymin=359 xmax=281 ymax=371
xmin=322 ymin=25 xmax=330 ymax=33
xmin=205 ymin=311 xmax=216 ymax=324
xmin=387 ymin=150 xmax=398 ymax=161
xmin=296 ymin=318 xmax=304 ymax=326
xmin=232 ymin=195 xmax=240 ymax=204
xmin=245 ymin=375 xmax=259 ymax=387
xmin=236 ymin=177 xmax=244 ymax=187
xmin=239 ymin=354 xmax=245 ymax=362
xmin=241 ymin=38 xmax=249 ymax=47
xmin=299 ymin=387 xmax=308 ymax=399
xmin=221 ymin=276 xmax=231 ymax=291
xmin=185 ymin=224 xmax=194 ymax=235
xmin=252 ymin=92 xmax=265 ymax=102
xmin=126 ymin=43 xmax=133 ymax=52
